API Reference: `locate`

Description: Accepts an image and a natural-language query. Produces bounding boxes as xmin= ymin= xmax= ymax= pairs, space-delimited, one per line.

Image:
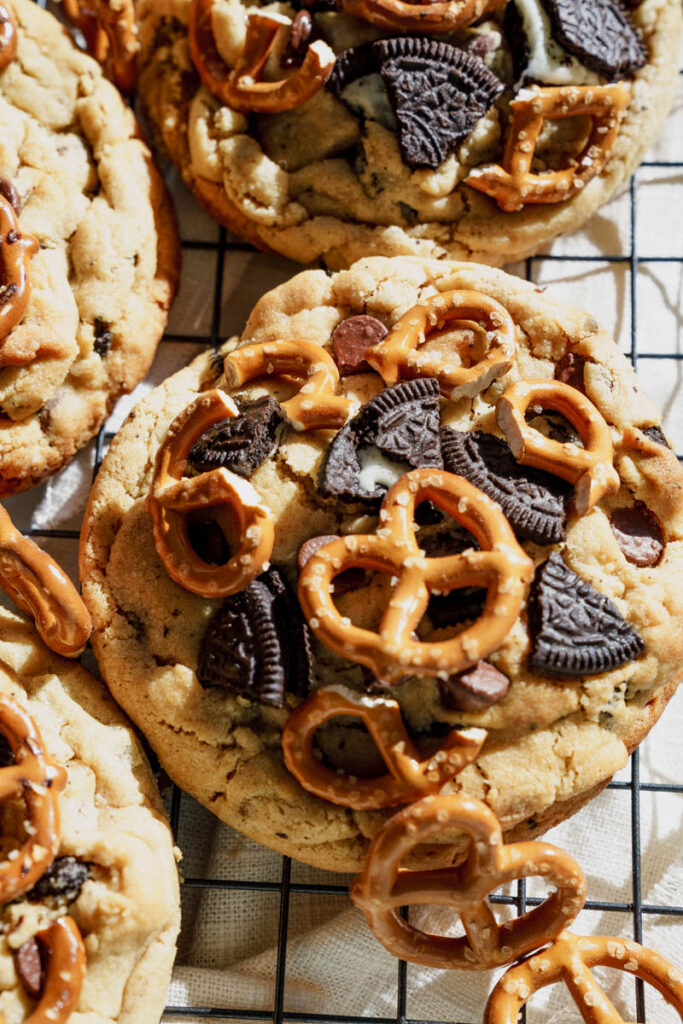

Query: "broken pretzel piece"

xmin=63 ymin=0 xmax=139 ymax=94
xmin=339 ymin=0 xmax=504 ymax=35
xmin=21 ymin=916 xmax=86 ymax=1024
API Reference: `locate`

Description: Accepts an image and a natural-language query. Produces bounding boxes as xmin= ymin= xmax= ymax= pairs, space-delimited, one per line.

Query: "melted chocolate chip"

xmin=0 ymin=178 xmax=20 ymax=214
xmin=441 ymin=660 xmax=510 ymax=711
xmin=281 ymin=11 xmax=313 ymax=68
xmin=555 ymin=352 xmax=588 ymax=394
xmin=331 ymin=315 xmax=388 ymax=374
xmin=93 ymin=318 xmax=113 ymax=357
xmin=611 ymin=505 xmax=664 ymax=568
xmin=641 ymin=425 xmax=671 ymax=449
xmin=187 ymin=396 xmax=282 ymax=478
xmin=15 ymin=938 xmax=45 ymax=1000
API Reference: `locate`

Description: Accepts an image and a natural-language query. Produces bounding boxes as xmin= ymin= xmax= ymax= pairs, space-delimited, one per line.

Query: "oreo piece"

xmin=326 ymin=42 xmax=377 ymax=97
xmin=374 ymin=38 xmax=504 ymax=169
xmin=27 ymin=856 xmax=90 ymax=904
xmin=441 ymin=660 xmax=510 ymax=711
xmin=528 ymin=551 xmax=645 ymax=677
xmin=197 ymin=568 xmax=313 ymax=706
xmin=504 ymin=0 xmax=530 ymax=82
xmin=319 ymin=378 xmax=443 ymax=502
xmin=441 ymin=427 xmax=571 ymax=546
xmin=187 ymin=396 xmax=282 ymax=478
xmin=539 ymin=0 xmax=647 ymax=79
xmin=187 ymin=518 xmax=230 ymax=565
xmin=611 ymin=505 xmax=664 ymax=568
xmin=428 ymin=587 xmax=487 ymax=628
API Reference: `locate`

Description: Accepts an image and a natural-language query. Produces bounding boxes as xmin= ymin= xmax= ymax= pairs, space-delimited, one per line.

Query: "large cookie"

xmin=80 ymin=257 xmax=683 ymax=872
xmin=136 ymin=0 xmax=679 ymax=267
xmin=0 ymin=606 xmax=180 ymax=1022
xmin=0 ymin=0 xmax=179 ymax=494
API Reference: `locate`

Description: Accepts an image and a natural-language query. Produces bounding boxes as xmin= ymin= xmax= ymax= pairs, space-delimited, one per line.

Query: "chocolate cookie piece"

xmin=326 ymin=42 xmax=377 ymax=97
xmin=539 ymin=0 xmax=647 ymax=79
xmin=441 ymin=427 xmax=571 ymax=545
xmin=441 ymin=660 xmax=510 ymax=711
xmin=374 ymin=37 xmax=504 ymax=169
xmin=198 ymin=568 xmax=313 ymax=706
xmin=528 ymin=551 xmax=645 ymax=677
xmin=504 ymin=0 xmax=530 ymax=82
xmin=611 ymin=505 xmax=664 ymax=567
xmin=319 ymin=378 xmax=443 ymax=502
xmin=187 ymin=396 xmax=282 ymax=478
xmin=27 ymin=856 xmax=90 ymax=904
xmin=332 ymin=314 xmax=388 ymax=374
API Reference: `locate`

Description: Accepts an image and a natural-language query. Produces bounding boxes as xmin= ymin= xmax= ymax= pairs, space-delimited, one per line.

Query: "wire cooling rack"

xmin=4 ymin=5 xmax=683 ymax=1021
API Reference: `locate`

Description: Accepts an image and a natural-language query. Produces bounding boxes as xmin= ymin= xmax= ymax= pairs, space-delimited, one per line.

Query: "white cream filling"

xmin=514 ymin=0 xmax=601 ymax=86
xmin=357 ymin=446 xmax=406 ymax=494
xmin=341 ymin=74 xmax=397 ymax=132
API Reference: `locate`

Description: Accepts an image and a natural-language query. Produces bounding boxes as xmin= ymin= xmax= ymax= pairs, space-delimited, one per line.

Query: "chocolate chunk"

xmin=503 ymin=0 xmax=530 ymax=81
xmin=187 ymin=396 xmax=282 ymax=478
xmin=297 ymin=534 xmax=340 ymax=572
xmin=538 ymin=0 xmax=647 ymax=79
xmin=555 ymin=352 xmax=587 ymax=394
xmin=27 ymin=856 xmax=90 ymax=904
xmin=326 ymin=42 xmax=376 ymax=97
xmin=611 ymin=505 xmax=663 ymax=568
xmin=441 ymin=660 xmax=510 ymax=711
xmin=297 ymin=534 xmax=366 ymax=594
xmin=198 ymin=568 xmax=313 ymax=705
xmin=332 ymin=315 xmax=388 ymax=374
xmin=428 ymin=587 xmax=487 ymax=628
xmin=15 ymin=938 xmax=45 ymax=1000
xmin=441 ymin=427 xmax=571 ymax=546
xmin=0 ymin=178 xmax=20 ymax=214
xmin=528 ymin=551 xmax=645 ymax=677
xmin=641 ymin=425 xmax=671 ymax=448
xmin=373 ymin=37 xmax=504 ymax=169
xmin=187 ymin=518 xmax=230 ymax=565
xmin=282 ymin=11 xmax=313 ymax=68
xmin=319 ymin=378 xmax=443 ymax=502
xmin=93 ymin=318 xmax=113 ymax=357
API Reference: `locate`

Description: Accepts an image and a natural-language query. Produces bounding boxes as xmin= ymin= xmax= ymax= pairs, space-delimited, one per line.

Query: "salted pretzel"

xmin=282 ymin=685 xmax=486 ymax=809
xmin=350 ymin=793 xmax=586 ymax=970
xmin=298 ymin=468 xmax=534 ymax=684
xmin=223 ymin=340 xmax=351 ymax=431
xmin=23 ymin=917 xmax=86 ymax=1024
xmin=466 ymin=84 xmax=631 ymax=212
xmin=365 ymin=290 xmax=517 ymax=400
xmin=189 ymin=0 xmax=335 ymax=113
xmin=484 ymin=930 xmax=683 ymax=1023
xmin=0 ymin=694 xmax=66 ymax=903
xmin=0 ymin=195 xmax=38 ymax=352
xmin=0 ymin=3 xmax=16 ymax=70
xmin=339 ymin=0 xmax=504 ymax=34
xmin=0 ymin=504 xmax=91 ymax=657
xmin=496 ymin=378 xmax=620 ymax=516
xmin=63 ymin=0 xmax=138 ymax=94
xmin=147 ymin=389 xmax=274 ymax=598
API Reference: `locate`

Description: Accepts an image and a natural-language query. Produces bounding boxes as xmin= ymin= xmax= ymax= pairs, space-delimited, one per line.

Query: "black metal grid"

xmin=9 ymin=6 xmax=683 ymax=1019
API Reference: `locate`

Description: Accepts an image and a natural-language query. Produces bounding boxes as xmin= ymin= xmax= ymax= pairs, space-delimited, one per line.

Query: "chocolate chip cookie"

xmin=0 ymin=606 xmax=180 ymax=1022
xmin=80 ymin=257 xmax=683 ymax=871
xmin=0 ymin=0 xmax=179 ymax=495
xmin=137 ymin=0 xmax=679 ymax=267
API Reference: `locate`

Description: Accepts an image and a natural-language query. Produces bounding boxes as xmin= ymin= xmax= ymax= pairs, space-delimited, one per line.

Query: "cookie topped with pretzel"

xmin=80 ymin=256 xmax=683 ymax=872
xmin=136 ymin=0 xmax=679 ymax=266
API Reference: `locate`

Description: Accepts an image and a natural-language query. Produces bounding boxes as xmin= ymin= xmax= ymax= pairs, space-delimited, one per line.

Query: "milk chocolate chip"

xmin=611 ymin=505 xmax=664 ymax=568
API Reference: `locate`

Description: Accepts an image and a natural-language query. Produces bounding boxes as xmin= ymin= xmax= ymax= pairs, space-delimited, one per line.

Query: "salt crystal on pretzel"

xmin=497 ymin=378 xmax=620 ymax=516
xmin=23 ymin=916 xmax=86 ymax=1024
xmin=63 ymin=0 xmax=138 ymax=93
xmin=484 ymin=930 xmax=683 ymax=1023
xmin=224 ymin=339 xmax=351 ymax=431
xmin=298 ymin=468 xmax=534 ymax=684
xmin=282 ymin=684 xmax=486 ymax=810
xmin=189 ymin=1 xmax=335 ymax=114
xmin=466 ymin=84 xmax=631 ymax=212
xmin=338 ymin=0 xmax=504 ymax=35
xmin=147 ymin=390 xmax=274 ymax=598
xmin=366 ymin=290 xmax=518 ymax=401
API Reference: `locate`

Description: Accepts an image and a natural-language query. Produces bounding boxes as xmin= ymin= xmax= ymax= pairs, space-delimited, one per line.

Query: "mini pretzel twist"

xmin=366 ymin=290 xmax=518 ymax=401
xmin=224 ymin=340 xmax=351 ymax=431
xmin=0 ymin=195 xmax=38 ymax=352
xmin=24 ymin=917 xmax=86 ymax=1024
xmin=0 ymin=3 xmax=17 ymax=70
xmin=298 ymin=469 xmax=534 ymax=684
xmin=0 ymin=694 xmax=66 ymax=903
xmin=496 ymin=378 xmax=620 ymax=516
xmin=63 ymin=0 xmax=138 ymax=94
xmin=282 ymin=685 xmax=486 ymax=809
xmin=0 ymin=504 xmax=91 ymax=657
xmin=147 ymin=390 xmax=275 ymax=598
xmin=338 ymin=0 xmax=504 ymax=35
xmin=350 ymin=793 xmax=586 ymax=970
xmin=189 ymin=0 xmax=335 ymax=113
xmin=484 ymin=930 xmax=683 ymax=1024
xmin=466 ymin=84 xmax=631 ymax=212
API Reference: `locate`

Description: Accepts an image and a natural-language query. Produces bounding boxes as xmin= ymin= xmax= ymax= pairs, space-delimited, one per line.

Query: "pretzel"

xmin=339 ymin=0 xmax=504 ymax=34
xmin=351 ymin=792 xmax=586 ymax=969
xmin=147 ymin=389 xmax=274 ymax=598
xmin=0 ymin=504 xmax=91 ymax=657
xmin=63 ymin=0 xmax=138 ymax=94
xmin=496 ymin=379 xmax=620 ymax=516
xmin=224 ymin=340 xmax=351 ymax=431
xmin=484 ymin=930 xmax=683 ymax=1024
xmin=466 ymin=84 xmax=631 ymax=212
xmin=282 ymin=685 xmax=486 ymax=809
xmin=189 ymin=1 xmax=334 ymax=113
xmin=365 ymin=290 xmax=517 ymax=400
xmin=298 ymin=468 xmax=534 ymax=684
xmin=0 ymin=3 xmax=16 ymax=70
xmin=23 ymin=917 xmax=86 ymax=1024
xmin=0 ymin=195 xmax=38 ymax=352
xmin=0 ymin=694 xmax=66 ymax=903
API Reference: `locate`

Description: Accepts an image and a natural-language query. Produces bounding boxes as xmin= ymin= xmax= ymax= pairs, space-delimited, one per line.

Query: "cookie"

xmin=80 ymin=257 xmax=683 ymax=872
xmin=136 ymin=0 xmax=679 ymax=266
xmin=0 ymin=0 xmax=179 ymax=495
xmin=0 ymin=606 xmax=180 ymax=1022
